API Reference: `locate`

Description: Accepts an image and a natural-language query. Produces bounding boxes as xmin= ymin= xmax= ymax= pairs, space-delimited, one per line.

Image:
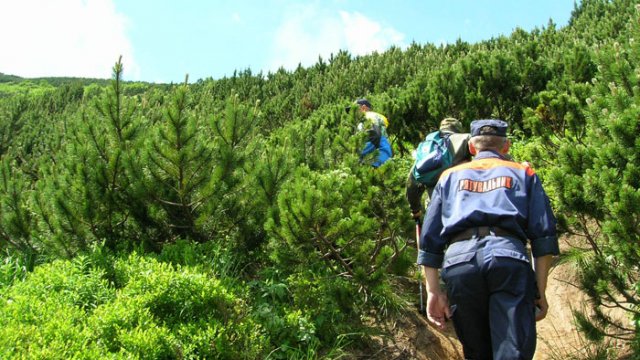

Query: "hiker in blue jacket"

xmin=352 ymin=98 xmax=392 ymax=167
xmin=418 ymin=119 xmax=559 ymax=360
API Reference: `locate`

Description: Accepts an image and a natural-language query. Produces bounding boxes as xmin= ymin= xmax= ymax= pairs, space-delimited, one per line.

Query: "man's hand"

xmin=411 ymin=210 xmax=423 ymax=221
xmin=426 ymin=290 xmax=451 ymax=330
xmin=535 ymin=295 xmax=549 ymax=321
xmin=533 ymin=255 xmax=553 ymax=321
xmin=533 ymin=255 xmax=553 ymax=322
xmin=422 ymin=266 xmax=451 ymax=330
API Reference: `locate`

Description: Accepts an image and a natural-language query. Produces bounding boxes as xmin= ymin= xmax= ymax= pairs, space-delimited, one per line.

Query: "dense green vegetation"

xmin=0 ymin=0 xmax=638 ymax=358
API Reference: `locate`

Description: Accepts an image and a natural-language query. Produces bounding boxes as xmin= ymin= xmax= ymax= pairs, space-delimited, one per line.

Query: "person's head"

xmin=439 ymin=117 xmax=463 ymax=133
xmin=355 ymin=98 xmax=372 ymax=112
xmin=345 ymin=98 xmax=372 ymax=114
xmin=469 ymin=119 xmax=510 ymax=155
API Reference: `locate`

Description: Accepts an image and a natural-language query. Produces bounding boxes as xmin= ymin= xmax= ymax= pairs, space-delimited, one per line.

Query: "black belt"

xmin=448 ymin=226 xmax=520 ymax=244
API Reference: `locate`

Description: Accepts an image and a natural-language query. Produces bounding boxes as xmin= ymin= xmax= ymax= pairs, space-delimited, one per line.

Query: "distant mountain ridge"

xmin=0 ymin=71 xmax=189 ymax=88
xmin=0 ymin=72 xmax=23 ymax=83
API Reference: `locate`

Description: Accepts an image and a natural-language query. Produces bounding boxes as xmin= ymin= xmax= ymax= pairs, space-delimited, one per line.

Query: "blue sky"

xmin=1 ymin=0 xmax=577 ymax=83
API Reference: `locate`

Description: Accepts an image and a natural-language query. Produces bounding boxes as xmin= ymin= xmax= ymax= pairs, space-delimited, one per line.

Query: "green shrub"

xmin=104 ymin=253 xmax=266 ymax=358
xmin=0 ymin=254 xmax=29 ymax=291
xmin=115 ymin=325 xmax=177 ymax=360
xmin=157 ymin=238 xmax=241 ymax=279
xmin=248 ymin=268 xmax=362 ymax=359
xmin=0 ymin=257 xmax=113 ymax=358
xmin=0 ymin=252 xmax=267 ymax=359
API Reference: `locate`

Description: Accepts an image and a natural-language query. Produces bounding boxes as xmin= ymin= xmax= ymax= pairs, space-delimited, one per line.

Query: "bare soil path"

xmin=358 ymin=236 xmax=633 ymax=359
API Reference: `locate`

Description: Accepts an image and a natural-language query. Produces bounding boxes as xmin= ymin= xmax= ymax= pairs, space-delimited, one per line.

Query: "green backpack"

xmin=412 ymin=131 xmax=454 ymax=186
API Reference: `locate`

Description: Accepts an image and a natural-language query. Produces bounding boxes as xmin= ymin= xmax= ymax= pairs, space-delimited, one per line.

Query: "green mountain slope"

xmin=0 ymin=1 xmax=638 ymax=358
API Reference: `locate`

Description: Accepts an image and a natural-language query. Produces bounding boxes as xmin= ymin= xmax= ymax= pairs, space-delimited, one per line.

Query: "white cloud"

xmin=268 ymin=5 xmax=405 ymax=73
xmin=0 ymin=0 xmax=139 ymax=80
xmin=340 ymin=11 xmax=405 ymax=56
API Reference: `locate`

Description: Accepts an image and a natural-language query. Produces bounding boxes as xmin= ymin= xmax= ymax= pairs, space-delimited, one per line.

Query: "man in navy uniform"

xmin=417 ymin=119 xmax=559 ymax=360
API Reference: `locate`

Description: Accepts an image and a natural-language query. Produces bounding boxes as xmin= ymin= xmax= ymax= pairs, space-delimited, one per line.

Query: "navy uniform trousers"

xmin=441 ymin=235 xmax=538 ymax=360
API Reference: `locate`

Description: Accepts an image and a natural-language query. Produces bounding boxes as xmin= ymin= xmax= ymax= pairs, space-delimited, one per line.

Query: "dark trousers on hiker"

xmin=441 ymin=235 xmax=538 ymax=360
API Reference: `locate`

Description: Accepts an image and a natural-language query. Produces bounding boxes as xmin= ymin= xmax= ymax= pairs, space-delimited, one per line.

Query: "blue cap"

xmin=355 ymin=98 xmax=372 ymax=109
xmin=470 ymin=119 xmax=508 ymax=137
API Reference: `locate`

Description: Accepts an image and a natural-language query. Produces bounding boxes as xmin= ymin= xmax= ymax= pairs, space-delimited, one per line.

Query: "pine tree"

xmin=0 ymin=96 xmax=27 ymax=158
xmin=198 ymin=93 xmax=262 ymax=248
xmin=265 ymin=160 xmax=411 ymax=298
xmin=527 ymin=4 xmax=640 ymax=350
xmin=37 ymin=57 xmax=143 ymax=253
xmin=139 ymin=77 xmax=213 ymax=244
xmin=0 ymin=160 xmax=37 ymax=258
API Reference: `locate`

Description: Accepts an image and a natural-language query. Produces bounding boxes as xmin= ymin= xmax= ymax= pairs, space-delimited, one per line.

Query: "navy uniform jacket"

xmin=417 ymin=150 xmax=559 ymax=268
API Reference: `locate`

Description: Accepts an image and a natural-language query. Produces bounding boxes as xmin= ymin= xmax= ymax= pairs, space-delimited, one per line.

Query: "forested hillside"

xmin=0 ymin=0 xmax=638 ymax=358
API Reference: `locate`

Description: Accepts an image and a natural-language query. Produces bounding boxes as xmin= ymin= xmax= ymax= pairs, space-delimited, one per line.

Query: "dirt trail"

xmin=534 ymin=257 xmax=589 ymax=359
xmin=360 ymin=301 xmax=464 ymax=359
xmin=362 ymin=236 xmax=629 ymax=359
